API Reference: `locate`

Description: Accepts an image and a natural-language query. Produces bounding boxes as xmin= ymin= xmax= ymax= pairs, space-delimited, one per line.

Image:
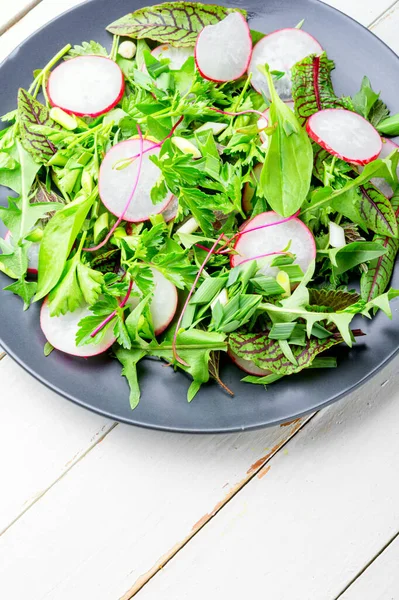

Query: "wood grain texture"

xmin=135 ymin=356 xmax=399 ymax=600
xmin=0 ymin=357 xmax=114 ymax=534
xmin=0 ymin=0 xmax=42 ymax=36
xmin=339 ymin=534 xmax=399 ymax=599
xmin=0 ymin=418 xmax=310 ymax=600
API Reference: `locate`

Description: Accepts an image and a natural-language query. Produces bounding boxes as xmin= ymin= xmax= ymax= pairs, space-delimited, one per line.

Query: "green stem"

xmin=110 ymin=35 xmax=120 ymax=61
xmin=28 ymin=44 xmax=72 ymax=97
xmin=17 ymin=141 xmax=28 ymax=241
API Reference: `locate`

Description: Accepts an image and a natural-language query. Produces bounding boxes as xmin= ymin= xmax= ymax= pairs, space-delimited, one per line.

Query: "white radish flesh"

xmin=231 ymin=211 xmax=316 ymax=277
xmin=228 ymin=349 xmax=271 ymax=376
xmin=162 ymin=194 xmax=179 ymax=222
xmin=152 ymin=44 xmax=193 ymax=70
xmin=358 ymin=138 xmax=399 ymax=198
xmin=127 ymin=267 xmax=178 ymax=335
xmin=99 ymin=138 xmax=170 ymax=222
xmin=329 ymin=221 xmax=346 ymax=249
xmin=248 ymin=28 xmax=322 ymax=100
xmin=306 ymin=109 xmax=382 ymax=166
xmin=40 ymin=300 xmax=116 ymax=357
xmin=258 ymin=101 xmax=295 ymax=144
xmin=48 ymin=56 xmax=124 ymax=118
xmin=195 ymin=13 xmax=252 ymax=82
xmin=242 ymin=163 xmax=263 ymax=214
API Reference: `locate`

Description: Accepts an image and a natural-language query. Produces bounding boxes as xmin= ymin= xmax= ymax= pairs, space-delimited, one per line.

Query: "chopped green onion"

xmin=190 ymin=276 xmax=228 ymax=305
xmin=269 ymin=322 xmax=297 ymax=340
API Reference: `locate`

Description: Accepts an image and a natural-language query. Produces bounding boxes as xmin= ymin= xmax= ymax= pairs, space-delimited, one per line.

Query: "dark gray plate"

xmin=1 ymin=0 xmax=399 ymax=433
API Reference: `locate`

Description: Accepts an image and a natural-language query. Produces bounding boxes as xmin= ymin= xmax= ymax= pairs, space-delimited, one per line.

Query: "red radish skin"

xmin=242 ymin=163 xmax=263 ymax=214
xmin=195 ymin=13 xmax=252 ymax=83
xmin=162 ymin=194 xmax=179 ymax=222
xmin=5 ymin=231 xmax=39 ymax=275
xmin=358 ymin=138 xmax=399 ymax=198
xmin=48 ymin=56 xmax=125 ymax=118
xmin=127 ymin=267 xmax=178 ymax=336
xmin=228 ymin=349 xmax=271 ymax=376
xmin=231 ymin=211 xmax=316 ymax=278
xmin=248 ymin=28 xmax=322 ymax=100
xmin=40 ymin=299 xmax=117 ymax=357
xmin=99 ymin=138 xmax=170 ymax=223
xmin=306 ymin=109 xmax=382 ymax=166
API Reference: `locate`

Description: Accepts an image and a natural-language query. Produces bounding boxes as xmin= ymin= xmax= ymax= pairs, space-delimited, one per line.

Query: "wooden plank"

xmin=339 ymin=534 xmax=399 ymax=599
xmin=0 ymin=0 xmax=42 ymax=36
xmin=0 ymin=416 xmax=311 ymax=600
xmin=322 ymin=0 xmax=396 ymax=26
xmin=134 ymin=356 xmax=399 ymax=600
xmin=370 ymin=2 xmax=399 ymax=53
xmin=0 ymin=357 xmax=114 ymax=534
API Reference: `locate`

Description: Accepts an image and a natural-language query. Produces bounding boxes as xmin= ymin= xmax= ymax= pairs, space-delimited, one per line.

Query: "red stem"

xmin=90 ymin=278 xmax=134 ymax=338
xmin=173 ymin=233 xmax=225 ymax=366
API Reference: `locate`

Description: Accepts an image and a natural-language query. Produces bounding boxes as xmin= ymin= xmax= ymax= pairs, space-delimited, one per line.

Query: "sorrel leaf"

xmin=308 ymin=288 xmax=360 ymax=311
xmin=358 ymin=182 xmax=398 ymax=238
xmin=17 ymin=89 xmax=61 ymax=163
xmin=107 ymin=2 xmax=246 ymax=47
xmin=291 ymin=53 xmax=353 ymax=125
xmin=361 ymin=192 xmax=399 ymax=301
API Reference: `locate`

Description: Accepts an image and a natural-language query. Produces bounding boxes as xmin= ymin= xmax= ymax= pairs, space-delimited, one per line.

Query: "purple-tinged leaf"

xmin=358 ymin=182 xmax=398 ymax=238
xmin=17 ymin=89 xmax=61 ymax=163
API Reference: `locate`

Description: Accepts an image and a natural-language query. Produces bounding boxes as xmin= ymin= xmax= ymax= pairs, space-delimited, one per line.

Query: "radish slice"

xmin=242 ymin=163 xmax=263 ymax=214
xmin=306 ymin=109 xmax=382 ymax=166
xmin=248 ymin=29 xmax=322 ymax=100
xmin=127 ymin=267 xmax=178 ymax=335
xmin=162 ymin=194 xmax=179 ymax=222
xmin=40 ymin=299 xmax=116 ymax=357
xmin=48 ymin=56 xmax=125 ymax=118
xmin=99 ymin=138 xmax=170 ymax=222
xmin=358 ymin=138 xmax=399 ymax=198
xmin=258 ymin=100 xmax=295 ymax=144
xmin=231 ymin=211 xmax=316 ymax=277
xmin=195 ymin=13 xmax=252 ymax=83
xmin=152 ymin=44 xmax=193 ymax=70
xmin=5 ymin=231 xmax=39 ymax=275
xmin=228 ymin=349 xmax=271 ymax=376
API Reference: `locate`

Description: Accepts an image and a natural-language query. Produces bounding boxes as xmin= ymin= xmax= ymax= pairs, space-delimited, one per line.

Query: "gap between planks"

xmin=368 ymin=0 xmax=399 ymax=27
xmin=334 ymin=529 xmax=399 ymax=599
xmin=0 ymin=0 xmax=44 ymax=36
xmin=119 ymin=414 xmax=315 ymax=600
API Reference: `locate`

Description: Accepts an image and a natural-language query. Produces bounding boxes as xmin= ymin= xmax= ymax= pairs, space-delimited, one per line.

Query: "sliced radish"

xmin=152 ymin=44 xmax=193 ymax=70
xmin=99 ymin=138 xmax=170 ymax=223
xmin=231 ymin=211 xmax=316 ymax=277
xmin=258 ymin=100 xmax=295 ymax=145
xmin=162 ymin=194 xmax=179 ymax=222
xmin=228 ymin=349 xmax=271 ymax=376
xmin=127 ymin=267 xmax=178 ymax=336
xmin=5 ymin=231 xmax=39 ymax=274
xmin=48 ymin=56 xmax=125 ymax=118
xmin=358 ymin=138 xmax=399 ymax=198
xmin=195 ymin=13 xmax=252 ymax=83
xmin=248 ymin=28 xmax=322 ymax=100
xmin=242 ymin=163 xmax=263 ymax=214
xmin=40 ymin=299 xmax=116 ymax=357
xmin=306 ymin=109 xmax=382 ymax=166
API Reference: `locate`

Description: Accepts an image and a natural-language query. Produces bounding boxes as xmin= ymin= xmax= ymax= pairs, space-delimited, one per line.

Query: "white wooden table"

xmin=1 ymin=1 xmax=399 ymax=598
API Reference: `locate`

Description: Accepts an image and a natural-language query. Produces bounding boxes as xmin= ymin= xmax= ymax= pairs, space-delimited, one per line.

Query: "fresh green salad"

xmin=1 ymin=1 xmax=399 ymax=408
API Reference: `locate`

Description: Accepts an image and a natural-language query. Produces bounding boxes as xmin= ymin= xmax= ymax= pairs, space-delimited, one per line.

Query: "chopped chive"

xmin=269 ymin=322 xmax=297 ymax=340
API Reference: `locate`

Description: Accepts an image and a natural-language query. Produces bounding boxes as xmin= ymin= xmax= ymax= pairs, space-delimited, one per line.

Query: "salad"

xmin=1 ymin=1 xmax=399 ymax=409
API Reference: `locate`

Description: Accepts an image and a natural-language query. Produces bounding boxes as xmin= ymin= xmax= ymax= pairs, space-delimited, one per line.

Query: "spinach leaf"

xmin=107 ymin=2 xmax=246 ymax=47
xmin=291 ymin=52 xmax=353 ymax=125
xmin=259 ymin=65 xmax=313 ymax=217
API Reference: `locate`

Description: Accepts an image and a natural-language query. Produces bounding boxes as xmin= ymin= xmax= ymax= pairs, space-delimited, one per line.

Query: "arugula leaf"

xmin=229 ymin=330 xmax=345 ymax=376
xmin=18 ymin=89 xmax=60 ymax=163
xmin=107 ymin=2 xmax=246 ymax=47
xmin=115 ymin=347 xmax=147 ymax=409
xmin=361 ymin=192 xmax=399 ymax=301
xmin=66 ymin=41 xmax=108 ymax=59
xmin=35 ymin=191 xmax=96 ymax=301
xmin=291 ymin=53 xmax=353 ymax=125
xmin=259 ymin=65 xmax=313 ymax=217
xmin=4 ymin=277 xmax=37 ymax=310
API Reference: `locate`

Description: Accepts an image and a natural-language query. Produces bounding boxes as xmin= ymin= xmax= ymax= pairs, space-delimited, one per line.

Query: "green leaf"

xmin=107 ymin=2 xmax=246 ymax=47
xmin=77 ymin=262 xmax=104 ymax=305
xmin=4 ymin=276 xmax=37 ymax=309
xmin=361 ymin=193 xmax=399 ymax=301
xmin=0 ymin=151 xmax=17 ymax=170
xmin=358 ymin=183 xmax=398 ymax=237
xmin=44 ymin=342 xmax=54 ymax=356
xmin=18 ymin=89 xmax=61 ymax=163
xmin=66 ymin=41 xmax=108 ymax=59
xmin=308 ymin=288 xmax=360 ymax=311
xmin=35 ymin=192 xmax=96 ymax=301
xmin=328 ymin=241 xmax=387 ymax=275
xmin=259 ymin=65 xmax=313 ymax=217
xmin=352 ymin=76 xmax=380 ymax=119
xmin=291 ymin=52 xmax=353 ymax=125
xmin=229 ymin=330 xmax=345 ymax=376
xmin=115 ymin=347 xmax=147 ymax=410
xmin=377 ymin=113 xmax=399 ymax=136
